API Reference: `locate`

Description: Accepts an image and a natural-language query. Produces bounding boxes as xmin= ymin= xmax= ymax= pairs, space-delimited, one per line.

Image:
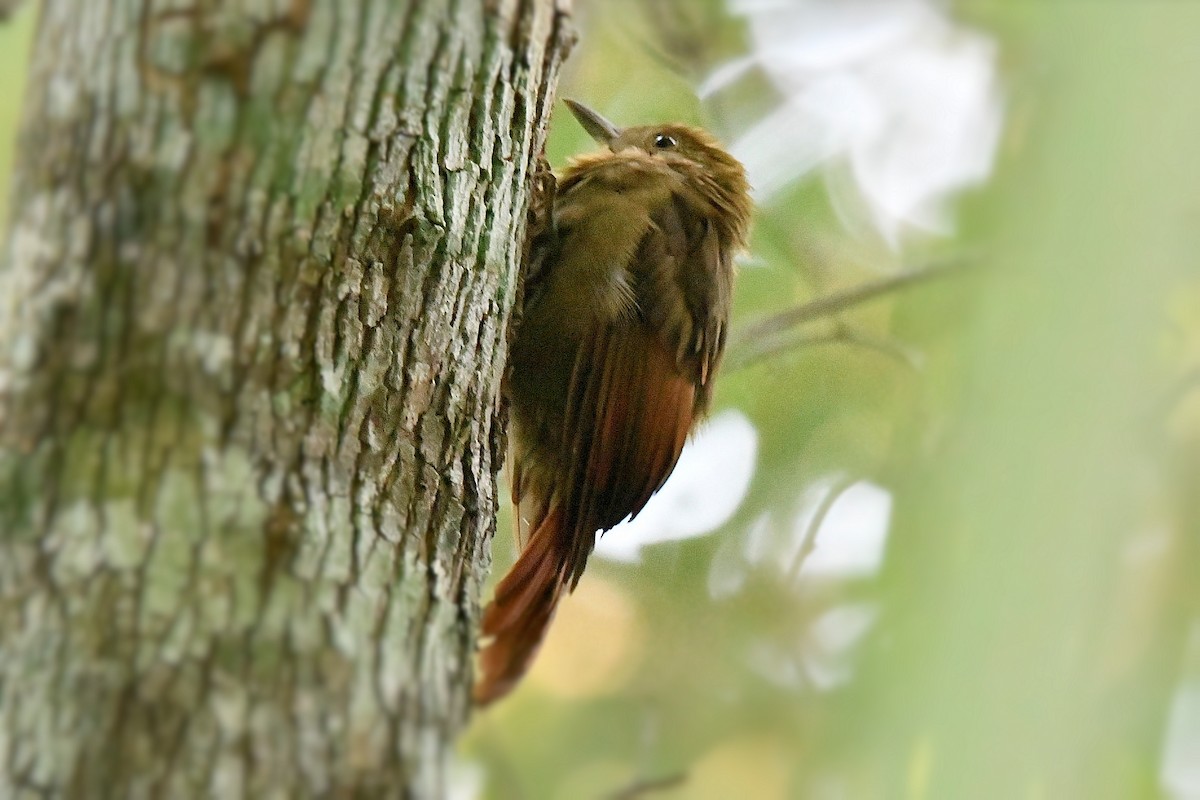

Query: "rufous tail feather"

xmin=474 ymin=506 xmax=570 ymax=705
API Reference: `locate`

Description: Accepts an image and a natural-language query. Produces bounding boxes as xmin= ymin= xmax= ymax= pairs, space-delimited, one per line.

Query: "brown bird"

xmin=474 ymin=100 xmax=752 ymax=705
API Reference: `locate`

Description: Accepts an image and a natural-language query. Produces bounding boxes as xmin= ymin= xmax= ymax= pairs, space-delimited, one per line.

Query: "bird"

xmin=474 ymin=100 xmax=752 ymax=705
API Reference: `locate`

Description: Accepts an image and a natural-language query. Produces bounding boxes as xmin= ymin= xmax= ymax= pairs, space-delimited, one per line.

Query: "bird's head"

xmin=563 ymin=99 xmax=751 ymax=243
xmin=565 ymin=99 xmax=743 ymax=179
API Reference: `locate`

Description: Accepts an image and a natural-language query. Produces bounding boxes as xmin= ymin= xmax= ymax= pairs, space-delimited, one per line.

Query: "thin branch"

xmin=726 ymin=323 xmax=926 ymax=374
xmin=788 ymin=475 xmax=858 ymax=582
xmin=605 ymin=772 xmax=688 ymax=800
xmin=833 ymin=326 xmax=925 ymax=371
xmin=727 ymin=330 xmax=840 ymax=372
xmin=727 ymin=255 xmax=977 ymax=369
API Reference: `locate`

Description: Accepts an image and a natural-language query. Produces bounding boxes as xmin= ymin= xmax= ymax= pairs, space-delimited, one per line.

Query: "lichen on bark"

xmin=0 ymin=0 xmax=572 ymax=796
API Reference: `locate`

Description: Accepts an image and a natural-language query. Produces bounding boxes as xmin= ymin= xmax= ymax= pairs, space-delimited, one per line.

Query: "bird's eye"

xmin=653 ymin=133 xmax=677 ymax=149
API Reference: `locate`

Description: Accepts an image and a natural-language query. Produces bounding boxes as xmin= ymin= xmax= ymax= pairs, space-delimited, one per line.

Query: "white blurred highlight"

xmin=448 ymin=757 xmax=483 ymax=800
xmin=1163 ymin=681 xmax=1200 ymax=798
xmin=706 ymin=0 xmax=1003 ymax=245
xmin=796 ymin=478 xmax=892 ymax=578
xmin=708 ymin=475 xmax=893 ymax=599
xmin=805 ymin=603 xmax=879 ymax=690
xmin=743 ymin=603 xmax=880 ymax=692
xmin=595 ymin=409 xmax=758 ymax=563
xmin=1162 ymin=623 xmax=1200 ymax=798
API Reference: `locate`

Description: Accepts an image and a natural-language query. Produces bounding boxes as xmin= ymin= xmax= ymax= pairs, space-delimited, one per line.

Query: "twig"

xmin=727 ymin=255 xmax=977 ymax=369
xmin=727 ymin=330 xmax=841 ymax=371
xmin=605 ymin=772 xmax=688 ymax=800
xmin=727 ymin=322 xmax=925 ymax=374
xmin=788 ymin=474 xmax=858 ymax=581
xmin=833 ymin=326 xmax=925 ymax=371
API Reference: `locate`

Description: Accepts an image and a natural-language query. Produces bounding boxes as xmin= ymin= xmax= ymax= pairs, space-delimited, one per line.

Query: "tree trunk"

xmin=0 ymin=1 xmax=572 ymax=796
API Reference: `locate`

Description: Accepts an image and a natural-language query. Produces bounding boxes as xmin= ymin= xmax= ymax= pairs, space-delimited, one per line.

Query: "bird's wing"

xmin=553 ymin=191 xmax=732 ymax=584
xmin=635 ymin=192 xmax=733 ymax=412
xmin=556 ymin=325 xmax=697 ymax=586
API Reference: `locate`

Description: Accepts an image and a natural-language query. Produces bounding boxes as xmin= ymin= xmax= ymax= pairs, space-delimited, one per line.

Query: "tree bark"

xmin=0 ymin=0 xmax=572 ymax=796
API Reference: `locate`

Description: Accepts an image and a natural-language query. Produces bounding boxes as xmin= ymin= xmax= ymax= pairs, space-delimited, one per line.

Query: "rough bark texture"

xmin=0 ymin=1 xmax=571 ymax=796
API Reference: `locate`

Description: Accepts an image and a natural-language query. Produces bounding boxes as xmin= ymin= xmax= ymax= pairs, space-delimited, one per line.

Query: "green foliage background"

xmin=466 ymin=3 xmax=1200 ymax=798
xmin=3 ymin=2 xmax=1198 ymax=798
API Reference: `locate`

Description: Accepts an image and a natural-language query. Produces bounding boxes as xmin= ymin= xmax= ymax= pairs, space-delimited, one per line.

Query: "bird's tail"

xmin=474 ymin=506 xmax=570 ymax=705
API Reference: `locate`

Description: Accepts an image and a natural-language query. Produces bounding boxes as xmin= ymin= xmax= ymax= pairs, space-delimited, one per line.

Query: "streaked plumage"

xmin=475 ymin=102 xmax=752 ymax=705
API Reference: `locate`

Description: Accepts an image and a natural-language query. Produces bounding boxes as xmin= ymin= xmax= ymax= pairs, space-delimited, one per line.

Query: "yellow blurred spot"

xmin=686 ymin=737 xmax=791 ymax=800
xmin=1167 ymin=385 xmax=1200 ymax=445
xmin=907 ymin=736 xmax=934 ymax=800
xmin=1165 ymin=282 xmax=1200 ymax=366
xmin=529 ymin=576 xmax=644 ymax=699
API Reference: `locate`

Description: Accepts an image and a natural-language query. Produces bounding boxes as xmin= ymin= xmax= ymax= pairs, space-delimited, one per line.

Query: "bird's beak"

xmin=564 ymin=99 xmax=622 ymax=146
